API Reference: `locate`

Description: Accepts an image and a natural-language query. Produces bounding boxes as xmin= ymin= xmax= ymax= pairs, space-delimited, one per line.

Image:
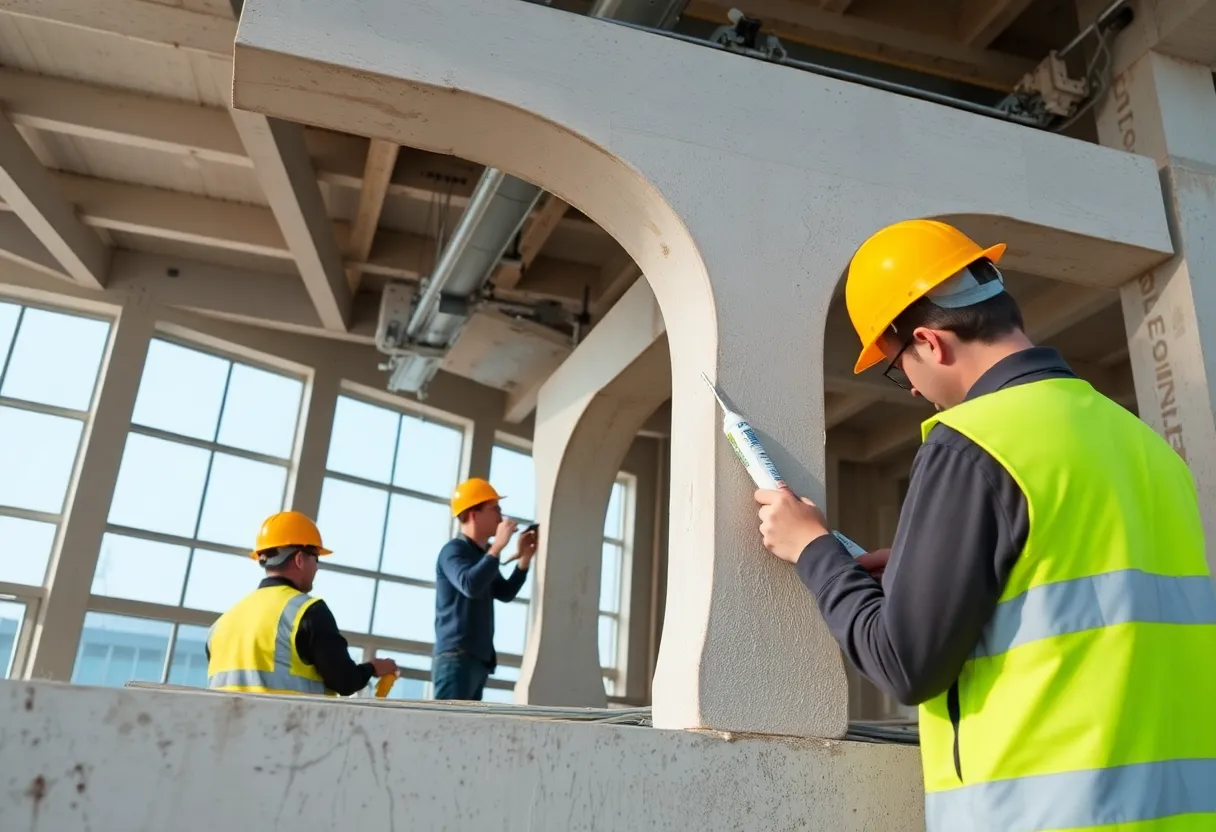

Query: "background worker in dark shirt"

xmin=432 ymin=477 xmax=537 ymax=701
xmin=206 ymin=511 xmax=397 ymax=697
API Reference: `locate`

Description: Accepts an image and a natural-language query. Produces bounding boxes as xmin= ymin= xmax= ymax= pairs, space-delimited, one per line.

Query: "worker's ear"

xmin=913 ymin=327 xmax=950 ymax=365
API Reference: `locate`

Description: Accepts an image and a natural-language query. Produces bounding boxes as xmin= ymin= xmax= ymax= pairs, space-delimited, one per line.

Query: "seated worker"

xmin=207 ymin=510 xmax=397 ymax=696
xmin=432 ymin=478 xmax=538 ymax=700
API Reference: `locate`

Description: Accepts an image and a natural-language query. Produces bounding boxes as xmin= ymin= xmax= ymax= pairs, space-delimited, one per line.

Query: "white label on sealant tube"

xmin=734 ymin=423 xmax=783 ymax=486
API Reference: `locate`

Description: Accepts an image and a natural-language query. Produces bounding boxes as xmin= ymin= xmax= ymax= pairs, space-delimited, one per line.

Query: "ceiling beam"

xmin=0 ymin=68 xmax=249 ymax=167
xmin=825 ymin=391 xmax=881 ymax=429
xmin=0 ymin=67 xmax=484 ymax=206
xmin=957 ymin=0 xmax=1037 ymax=48
xmin=682 ymin=0 xmax=1035 ymax=90
xmin=345 ymin=138 xmax=400 ymax=292
xmin=1018 ymin=282 xmax=1116 ymax=342
xmin=0 ymin=116 xmax=109 ymax=288
xmin=230 ymin=111 xmax=351 ymax=331
xmin=0 ymin=66 xmax=604 ymax=257
xmin=0 ymin=213 xmax=74 ymax=281
xmin=0 ymin=171 xmax=409 ymax=273
xmin=0 ymin=171 xmax=594 ymax=305
xmin=0 ymin=0 xmax=237 ymax=57
xmin=497 ymin=192 xmax=571 ymax=291
xmin=590 ymin=250 xmax=642 ymax=321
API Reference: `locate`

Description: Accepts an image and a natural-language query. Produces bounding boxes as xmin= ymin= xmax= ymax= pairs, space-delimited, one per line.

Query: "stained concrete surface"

xmin=0 ymin=681 xmax=925 ymax=831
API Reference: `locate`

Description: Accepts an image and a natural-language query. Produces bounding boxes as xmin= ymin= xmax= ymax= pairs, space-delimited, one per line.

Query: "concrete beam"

xmin=1077 ymin=0 xmax=1216 ymax=76
xmin=0 ymin=116 xmax=109 ymax=288
xmin=825 ymin=392 xmax=882 ymax=428
xmin=0 ymin=0 xmax=237 ymax=57
xmin=230 ymin=112 xmax=353 ymax=331
xmin=518 ymin=279 xmax=670 ymax=707
xmin=0 ymin=171 xmax=446 ymax=282
xmin=683 ymin=0 xmax=1036 ymax=90
xmin=958 ymin=0 xmax=1037 ymax=47
xmin=590 ymin=250 xmax=641 ymax=321
xmin=498 ymin=193 xmax=571 ymax=291
xmin=345 ymin=138 xmax=400 ymax=291
xmin=0 ymin=213 xmax=74 ymax=280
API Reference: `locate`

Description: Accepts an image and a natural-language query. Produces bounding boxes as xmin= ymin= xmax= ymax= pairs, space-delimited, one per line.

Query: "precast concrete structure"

xmin=0 ymin=0 xmax=1213 ymax=829
xmin=231 ymin=0 xmax=1173 ymax=739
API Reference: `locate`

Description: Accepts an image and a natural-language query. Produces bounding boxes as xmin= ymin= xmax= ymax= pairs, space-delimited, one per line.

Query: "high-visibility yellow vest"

xmin=917 ymin=377 xmax=1216 ymax=831
xmin=206 ymin=584 xmax=336 ymax=696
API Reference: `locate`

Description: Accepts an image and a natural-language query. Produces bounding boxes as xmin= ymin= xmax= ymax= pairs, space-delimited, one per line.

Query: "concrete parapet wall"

xmin=0 ymin=680 xmax=924 ymax=831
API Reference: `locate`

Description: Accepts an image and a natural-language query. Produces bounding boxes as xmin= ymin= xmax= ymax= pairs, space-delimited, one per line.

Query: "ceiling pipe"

xmin=381 ymin=0 xmax=690 ymax=396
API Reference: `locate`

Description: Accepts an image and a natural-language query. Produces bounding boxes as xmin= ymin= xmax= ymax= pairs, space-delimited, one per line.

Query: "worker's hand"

xmin=369 ymin=657 xmax=398 ymax=678
xmin=516 ymin=527 xmax=538 ymax=569
xmin=856 ymin=548 xmax=890 ymax=581
xmin=489 ymin=518 xmax=519 ymax=557
xmin=755 ymin=488 xmax=830 ymax=564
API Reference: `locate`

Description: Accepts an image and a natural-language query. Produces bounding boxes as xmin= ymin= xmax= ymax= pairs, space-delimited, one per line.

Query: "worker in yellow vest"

xmin=754 ymin=218 xmax=1216 ymax=830
xmin=206 ymin=511 xmax=398 ymax=696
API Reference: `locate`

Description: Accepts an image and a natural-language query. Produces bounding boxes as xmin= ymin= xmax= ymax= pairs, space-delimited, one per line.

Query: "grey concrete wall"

xmin=0 ymin=680 xmax=926 ymax=832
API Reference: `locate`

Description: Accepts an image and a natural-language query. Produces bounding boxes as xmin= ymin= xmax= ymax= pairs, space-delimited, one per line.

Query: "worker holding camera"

xmin=755 ymin=219 xmax=1216 ymax=830
xmin=432 ymin=477 xmax=538 ymax=701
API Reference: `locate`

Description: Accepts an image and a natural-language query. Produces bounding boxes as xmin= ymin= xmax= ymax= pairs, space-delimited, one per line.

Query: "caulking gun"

xmin=700 ymin=373 xmax=867 ymax=559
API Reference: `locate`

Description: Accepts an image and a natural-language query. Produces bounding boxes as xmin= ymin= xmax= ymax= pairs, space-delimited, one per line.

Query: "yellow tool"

xmin=375 ymin=674 xmax=397 ymax=698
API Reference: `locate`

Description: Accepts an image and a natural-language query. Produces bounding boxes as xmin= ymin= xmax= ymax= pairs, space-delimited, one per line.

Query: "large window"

xmin=487 ymin=441 xmax=634 ymax=698
xmin=76 ymin=337 xmax=304 ymax=686
xmin=0 ymin=299 xmax=112 ymax=678
xmin=599 ymin=475 xmax=634 ymax=696
xmin=314 ymin=391 xmax=469 ymax=696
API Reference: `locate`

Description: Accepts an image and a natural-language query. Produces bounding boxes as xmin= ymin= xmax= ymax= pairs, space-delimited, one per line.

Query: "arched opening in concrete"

xmin=820 ymin=213 xmax=1142 ymax=720
xmin=233 ymin=6 xmax=726 ymax=720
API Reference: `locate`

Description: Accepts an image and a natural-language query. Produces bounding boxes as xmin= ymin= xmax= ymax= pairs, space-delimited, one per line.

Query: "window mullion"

xmin=0 ymin=304 xmax=24 ymax=391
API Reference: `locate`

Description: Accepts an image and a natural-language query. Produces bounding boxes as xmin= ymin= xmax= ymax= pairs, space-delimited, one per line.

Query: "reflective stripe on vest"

xmin=207 ymin=591 xmax=327 ymax=695
xmin=974 ymin=568 xmax=1216 ymax=659
xmin=927 ymin=758 xmax=1216 ymax=832
xmin=915 ymin=377 xmax=1216 ymax=831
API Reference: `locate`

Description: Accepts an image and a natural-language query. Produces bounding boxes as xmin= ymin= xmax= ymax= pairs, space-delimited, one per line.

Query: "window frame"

xmin=92 ymin=331 xmax=308 ymax=618
xmin=314 ymin=385 xmax=475 ymax=668
xmin=0 ymin=297 xmax=116 ymax=674
xmin=599 ymin=472 xmax=636 ymax=696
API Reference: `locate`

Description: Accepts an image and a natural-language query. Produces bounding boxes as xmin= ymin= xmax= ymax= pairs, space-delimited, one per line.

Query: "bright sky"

xmin=0 ymin=299 xmax=626 ymax=692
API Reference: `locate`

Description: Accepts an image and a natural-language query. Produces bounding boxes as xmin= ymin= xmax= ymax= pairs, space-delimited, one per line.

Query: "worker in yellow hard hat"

xmin=206 ymin=511 xmax=398 ymax=697
xmin=431 ymin=477 xmax=538 ymax=700
xmin=753 ymin=218 xmax=1216 ymax=830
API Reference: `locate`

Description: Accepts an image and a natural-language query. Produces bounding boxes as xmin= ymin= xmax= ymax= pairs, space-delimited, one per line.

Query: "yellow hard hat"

xmin=450 ymin=477 xmax=503 ymax=518
xmin=845 ymin=219 xmax=1006 ymax=374
xmin=251 ymin=511 xmax=332 ymax=559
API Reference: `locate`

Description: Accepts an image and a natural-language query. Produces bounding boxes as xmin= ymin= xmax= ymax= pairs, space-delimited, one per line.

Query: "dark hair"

xmin=890 ymin=262 xmax=1024 ymax=345
xmin=458 ymin=502 xmax=489 ymax=524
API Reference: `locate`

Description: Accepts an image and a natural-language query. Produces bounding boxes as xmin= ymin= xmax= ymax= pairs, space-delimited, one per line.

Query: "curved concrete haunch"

xmin=516 ymin=280 xmax=669 ymax=707
xmin=233 ymin=0 xmax=1173 ymax=737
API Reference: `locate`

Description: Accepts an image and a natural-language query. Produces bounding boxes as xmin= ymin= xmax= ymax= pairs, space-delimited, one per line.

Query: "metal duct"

xmin=588 ymin=0 xmax=687 ymax=27
xmin=379 ymin=0 xmax=690 ymax=396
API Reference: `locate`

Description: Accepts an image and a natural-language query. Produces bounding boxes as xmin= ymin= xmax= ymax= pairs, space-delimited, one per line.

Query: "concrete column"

xmin=231 ymin=0 xmax=1172 ymax=738
xmin=26 ymin=289 xmax=156 ymax=680
xmin=285 ymin=365 xmax=340 ymax=518
xmin=1091 ymin=51 xmax=1216 ymax=567
xmin=516 ymin=280 xmax=669 ymax=707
